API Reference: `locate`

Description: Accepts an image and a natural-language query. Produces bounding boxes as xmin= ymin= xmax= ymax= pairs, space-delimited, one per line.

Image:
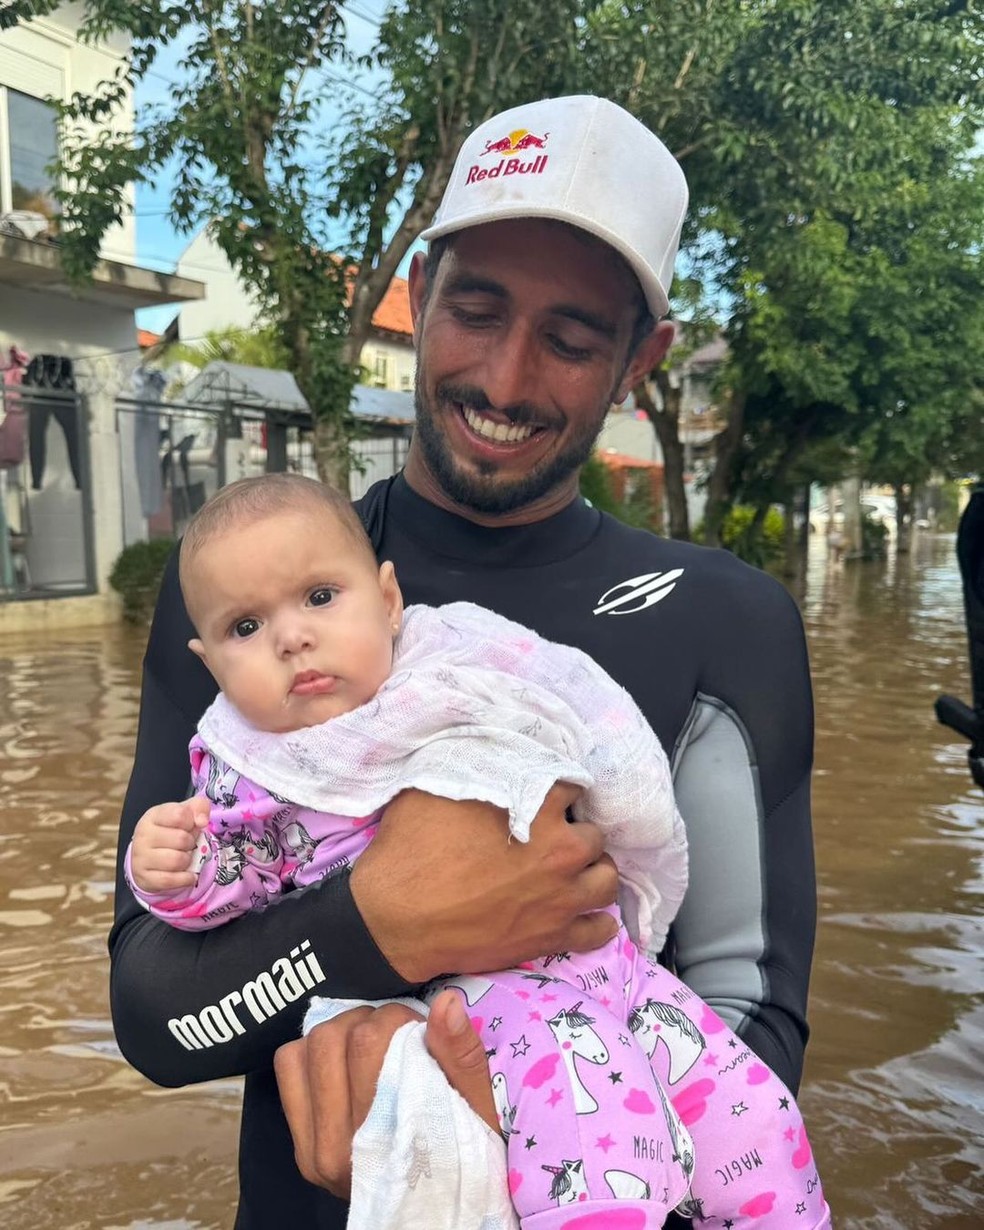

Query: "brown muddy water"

xmin=0 ymin=533 xmax=981 ymax=1229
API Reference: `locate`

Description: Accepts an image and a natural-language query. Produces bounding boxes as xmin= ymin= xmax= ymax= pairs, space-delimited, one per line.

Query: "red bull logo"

xmin=467 ymin=128 xmax=550 ymax=185
xmin=481 ymin=128 xmax=550 ymax=156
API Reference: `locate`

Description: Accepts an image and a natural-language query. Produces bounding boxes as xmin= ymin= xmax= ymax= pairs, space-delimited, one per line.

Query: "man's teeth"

xmin=463 ymin=406 xmax=536 ymax=443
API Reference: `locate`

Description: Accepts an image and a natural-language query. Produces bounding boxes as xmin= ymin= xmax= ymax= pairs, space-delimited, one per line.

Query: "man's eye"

xmin=309 ymin=588 xmax=335 ymax=607
xmin=234 ymin=618 xmax=260 ymax=638
xmin=551 ymin=335 xmax=592 ymax=361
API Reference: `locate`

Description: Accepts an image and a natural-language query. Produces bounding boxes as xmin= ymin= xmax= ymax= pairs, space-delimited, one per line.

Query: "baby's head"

xmin=180 ymin=473 xmax=403 ymax=733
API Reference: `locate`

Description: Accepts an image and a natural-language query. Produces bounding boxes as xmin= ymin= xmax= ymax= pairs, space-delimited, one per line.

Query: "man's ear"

xmin=613 ymin=319 xmax=676 ymax=405
xmin=378 ymin=560 xmax=404 ymax=632
xmin=188 ymin=637 xmax=207 ymax=664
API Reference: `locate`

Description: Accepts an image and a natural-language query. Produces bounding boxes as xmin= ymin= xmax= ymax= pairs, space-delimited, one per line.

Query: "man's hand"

xmin=350 ymin=784 xmax=618 ymax=982
xmin=129 ymin=798 xmax=210 ymax=893
xmin=274 ymin=992 xmax=496 ymax=1200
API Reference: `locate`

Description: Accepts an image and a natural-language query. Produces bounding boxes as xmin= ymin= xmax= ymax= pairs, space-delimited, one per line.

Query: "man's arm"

xmin=110 ymin=552 xmax=619 ymax=1088
xmin=669 ymin=568 xmax=816 ymax=1092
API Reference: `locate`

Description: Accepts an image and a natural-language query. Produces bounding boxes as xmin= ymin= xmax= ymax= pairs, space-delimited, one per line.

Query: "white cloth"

xmin=303 ymin=995 xmax=520 ymax=1230
xmin=199 ymin=601 xmax=687 ymax=952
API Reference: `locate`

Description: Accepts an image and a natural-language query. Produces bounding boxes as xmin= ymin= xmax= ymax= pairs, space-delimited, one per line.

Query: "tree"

xmin=584 ymin=0 xmax=982 ymax=544
xmin=2 ymin=0 xmax=588 ymax=490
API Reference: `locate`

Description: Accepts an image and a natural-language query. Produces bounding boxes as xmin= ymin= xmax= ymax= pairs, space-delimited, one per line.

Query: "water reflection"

xmin=0 ymin=535 xmax=981 ymax=1228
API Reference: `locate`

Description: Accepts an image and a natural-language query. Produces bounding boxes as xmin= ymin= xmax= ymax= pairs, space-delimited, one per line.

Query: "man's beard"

xmin=412 ymin=377 xmax=608 ymax=516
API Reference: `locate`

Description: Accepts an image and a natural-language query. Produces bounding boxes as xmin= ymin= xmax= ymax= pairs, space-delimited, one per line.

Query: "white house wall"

xmin=0 ymin=8 xmax=137 ymax=263
xmin=175 ymin=228 xmax=265 ymax=343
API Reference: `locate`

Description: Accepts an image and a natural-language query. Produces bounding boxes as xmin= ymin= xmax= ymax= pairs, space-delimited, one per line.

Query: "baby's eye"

xmin=309 ymin=588 xmax=336 ymax=607
xmin=233 ymin=617 xmax=260 ymax=638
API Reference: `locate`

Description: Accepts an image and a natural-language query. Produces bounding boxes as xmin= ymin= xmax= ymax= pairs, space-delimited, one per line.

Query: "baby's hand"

xmin=130 ymin=799 xmax=211 ymax=894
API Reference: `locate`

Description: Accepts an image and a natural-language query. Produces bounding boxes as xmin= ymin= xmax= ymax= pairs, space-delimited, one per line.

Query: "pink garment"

xmin=0 ymin=346 xmax=29 ymax=468
xmin=432 ymin=910 xmax=830 ymax=1228
xmin=124 ymin=739 xmax=380 ymax=929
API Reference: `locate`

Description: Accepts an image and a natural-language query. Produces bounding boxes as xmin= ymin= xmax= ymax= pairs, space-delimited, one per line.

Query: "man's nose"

xmin=480 ymin=322 xmax=543 ymax=411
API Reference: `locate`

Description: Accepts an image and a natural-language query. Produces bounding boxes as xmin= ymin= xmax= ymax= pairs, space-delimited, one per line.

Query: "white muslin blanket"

xmin=199 ymin=600 xmax=687 ymax=952
xmin=303 ymin=995 xmax=520 ymax=1230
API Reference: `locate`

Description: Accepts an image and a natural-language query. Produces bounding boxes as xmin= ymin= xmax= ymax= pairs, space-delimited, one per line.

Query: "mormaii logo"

xmin=466 ymin=128 xmax=550 ymax=185
xmin=167 ymin=939 xmax=326 ymax=1051
xmin=593 ymin=570 xmax=684 ymax=616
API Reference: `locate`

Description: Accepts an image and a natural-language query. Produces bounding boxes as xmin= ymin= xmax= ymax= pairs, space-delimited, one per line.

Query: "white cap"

xmin=421 ymin=95 xmax=689 ymax=319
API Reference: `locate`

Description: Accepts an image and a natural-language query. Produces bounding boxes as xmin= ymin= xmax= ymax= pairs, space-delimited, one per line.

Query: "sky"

xmin=132 ymin=3 xmax=389 ymax=334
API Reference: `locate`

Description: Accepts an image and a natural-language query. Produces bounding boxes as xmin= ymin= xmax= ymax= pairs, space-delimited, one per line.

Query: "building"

xmin=0 ymin=5 xmax=203 ymax=628
xmin=170 ymin=224 xmax=417 ymax=396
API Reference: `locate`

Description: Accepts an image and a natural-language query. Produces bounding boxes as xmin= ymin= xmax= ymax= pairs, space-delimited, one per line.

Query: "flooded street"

xmin=1 ymin=533 xmax=981 ymax=1229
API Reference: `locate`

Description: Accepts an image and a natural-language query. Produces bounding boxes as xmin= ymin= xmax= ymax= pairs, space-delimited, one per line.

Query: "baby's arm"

xmin=125 ymin=744 xmax=289 ymax=931
xmin=127 ymin=798 xmax=210 ymax=896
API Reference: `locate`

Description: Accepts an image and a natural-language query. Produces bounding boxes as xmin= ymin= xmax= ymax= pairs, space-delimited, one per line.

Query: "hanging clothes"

xmin=23 ymin=354 xmax=82 ymax=490
xmin=0 ymin=345 xmax=30 ymax=469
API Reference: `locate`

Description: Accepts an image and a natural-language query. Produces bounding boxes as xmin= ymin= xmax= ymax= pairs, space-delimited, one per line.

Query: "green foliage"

xmin=108 ymin=538 xmax=176 ymax=624
xmin=579 ymin=454 xmax=660 ymax=533
xmin=713 ymin=504 xmax=785 ymax=569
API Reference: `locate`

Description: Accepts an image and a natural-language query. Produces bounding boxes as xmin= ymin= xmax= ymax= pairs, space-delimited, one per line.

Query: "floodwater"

xmin=0 ymin=533 xmax=981 ymax=1229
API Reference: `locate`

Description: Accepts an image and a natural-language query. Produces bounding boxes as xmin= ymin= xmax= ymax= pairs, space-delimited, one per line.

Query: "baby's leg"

xmin=428 ymin=967 xmax=691 ymax=1230
xmin=623 ymin=952 xmax=831 ymax=1228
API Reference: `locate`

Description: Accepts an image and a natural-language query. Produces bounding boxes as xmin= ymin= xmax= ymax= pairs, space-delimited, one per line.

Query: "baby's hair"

xmin=179 ymin=473 xmax=375 ymax=593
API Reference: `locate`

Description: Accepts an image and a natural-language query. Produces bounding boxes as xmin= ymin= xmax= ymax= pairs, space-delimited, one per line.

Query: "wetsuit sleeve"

xmin=669 ymin=566 xmax=816 ymax=1095
xmin=109 ymin=549 xmax=414 ymax=1088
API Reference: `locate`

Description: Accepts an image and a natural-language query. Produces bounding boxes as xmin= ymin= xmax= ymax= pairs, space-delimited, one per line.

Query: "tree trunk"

xmin=634 ymin=375 xmax=689 ymax=540
xmin=703 ymin=391 xmax=746 ymax=547
xmin=894 ymin=482 xmax=915 ymax=554
xmin=841 ymin=474 xmax=863 ymax=559
xmin=781 ymin=501 xmax=798 ymax=578
xmin=313 ymin=415 xmax=352 ymax=493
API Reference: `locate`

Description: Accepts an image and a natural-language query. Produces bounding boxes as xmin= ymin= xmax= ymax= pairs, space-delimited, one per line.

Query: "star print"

xmin=541 ymin=993 xmax=558 ymax=1003
xmin=723 ymin=1221 xmax=734 ymax=1229
xmin=728 ymin=1038 xmax=738 ymax=1049
xmin=485 ymin=1047 xmax=497 ymax=1059
xmin=778 ymin=1095 xmax=790 ymax=1110
xmin=490 ymin=1017 xmax=502 ymax=1031
xmin=608 ymin=1071 xmax=623 ymax=1085
xmin=511 ymin=1035 xmax=531 ymax=1058
xmin=796 ymin=1203 xmax=806 ymax=1215
xmin=599 ymin=996 xmax=611 ymax=1009
xmin=546 ymin=1089 xmax=563 ymax=1107
xmin=596 ymin=1134 xmax=616 ymax=1154
xmin=528 ymin=1010 xmax=542 ymax=1022
xmin=524 ymin=1136 xmax=537 ymax=1150
xmin=784 ymin=1127 xmax=795 ymax=1141
xmin=618 ymin=1033 xmax=631 ymax=1047
xmin=249 ymin=892 xmax=266 ymax=909
xmin=731 ymin=1102 xmax=748 ymax=1117
xmin=516 ymin=990 xmax=530 ymax=1000
xmin=703 ymin=1053 xmax=718 ymax=1066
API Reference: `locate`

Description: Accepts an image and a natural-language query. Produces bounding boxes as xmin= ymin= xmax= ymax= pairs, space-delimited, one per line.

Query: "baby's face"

xmin=185 ymin=509 xmax=402 ymax=732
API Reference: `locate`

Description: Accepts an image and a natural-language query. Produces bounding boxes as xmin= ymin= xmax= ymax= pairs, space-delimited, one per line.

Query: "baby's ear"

xmin=188 ymin=637 xmax=207 ymax=663
xmin=378 ymin=560 xmax=404 ymax=631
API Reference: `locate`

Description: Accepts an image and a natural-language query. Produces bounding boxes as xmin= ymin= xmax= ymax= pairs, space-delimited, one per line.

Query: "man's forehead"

xmin=435 ymin=219 xmax=645 ymax=311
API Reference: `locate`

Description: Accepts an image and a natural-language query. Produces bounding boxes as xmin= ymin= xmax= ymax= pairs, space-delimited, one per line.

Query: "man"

xmin=111 ymin=96 xmax=816 ymax=1229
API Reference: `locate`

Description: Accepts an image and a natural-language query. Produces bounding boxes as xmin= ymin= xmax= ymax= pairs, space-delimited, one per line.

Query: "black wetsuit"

xmin=110 ymin=475 xmax=817 ymax=1229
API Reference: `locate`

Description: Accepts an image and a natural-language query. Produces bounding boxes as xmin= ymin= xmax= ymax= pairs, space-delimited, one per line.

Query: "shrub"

xmin=716 ymin=505 xmax=786 ymax=568
xmin=109 ymin=538 xmax=175 ymax=623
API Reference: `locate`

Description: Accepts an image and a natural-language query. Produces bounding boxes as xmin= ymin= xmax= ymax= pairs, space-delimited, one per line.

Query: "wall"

xmin=174 ymin=227 xmax=264 ymax=344
xmin=0 ymin=6 xmax=137 ymax=263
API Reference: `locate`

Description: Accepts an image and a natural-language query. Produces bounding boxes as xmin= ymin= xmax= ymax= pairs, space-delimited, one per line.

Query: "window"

xmin=1 ymin=87 xmax=59 ymax=221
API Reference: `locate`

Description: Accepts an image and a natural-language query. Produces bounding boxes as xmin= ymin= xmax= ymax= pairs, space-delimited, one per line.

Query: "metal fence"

xmin=1 ymin=384 xmax=96 ymax=601
xmin=114 ymin=396 xmax=411 ymax=549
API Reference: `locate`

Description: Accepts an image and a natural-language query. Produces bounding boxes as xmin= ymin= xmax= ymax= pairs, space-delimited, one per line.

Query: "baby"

xmin=127 ymin=473 xmax=830 ymax=1230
